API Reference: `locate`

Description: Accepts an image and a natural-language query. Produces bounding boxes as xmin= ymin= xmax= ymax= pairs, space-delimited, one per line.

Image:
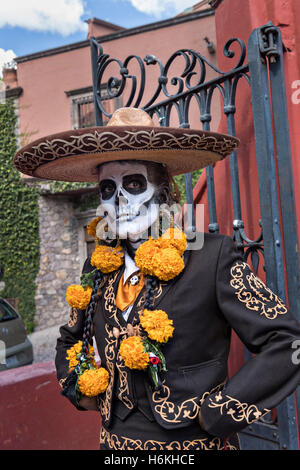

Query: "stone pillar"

xmin=34 ymin=195 xmax=81 ymax=330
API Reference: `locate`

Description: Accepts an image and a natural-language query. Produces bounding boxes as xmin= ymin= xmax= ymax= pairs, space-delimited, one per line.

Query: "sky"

xmin=0 ymin=0 xmax=195 ymax=76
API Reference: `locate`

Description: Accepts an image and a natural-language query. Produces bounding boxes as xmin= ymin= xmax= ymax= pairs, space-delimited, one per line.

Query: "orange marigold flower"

xmin=66 ymin=340 xmax=95 ymax=371
xmin=140 ymin=309 xmax=174 ymax=343
xmin=152 ymin=247 xmax=185 ymax=281
xmin=161 ymin=228 xmax=187 ymax=256
xmin=77 ymin=367 xmax=109 ymax=397
xmin=91 ymin=244 xmax=124 ymax=273
xmin=135 ymin=231 xmax=186 ymax=281
xmin=66 ymin=285 xmax=92 ymax=310
xmin=119 ymin=336 xmax=149 ymax=370
xmin=135 ymin=239 xmax=161 ymax=276
xmin=86 ymin=217 xmax=102 ymax=238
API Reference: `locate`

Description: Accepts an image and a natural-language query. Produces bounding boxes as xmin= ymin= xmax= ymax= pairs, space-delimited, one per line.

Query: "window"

xmin=78 ymin=98 xmax=95 ymax=128
xmin=66 ymin=86 xmax=122 ymax=130
xmin=0 ymin=299 xmax=18 ymax=322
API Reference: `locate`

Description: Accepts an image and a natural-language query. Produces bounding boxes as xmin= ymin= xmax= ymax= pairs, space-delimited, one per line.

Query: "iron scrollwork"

xmin=91 ymin=37 xmax=248 ymax=121
xmin=90 ymin=36 xmax=263 ymax=270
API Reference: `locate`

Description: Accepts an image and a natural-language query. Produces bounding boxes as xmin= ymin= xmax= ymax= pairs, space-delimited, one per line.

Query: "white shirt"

xmin=122 ymin=252 xmax=140 ymax=322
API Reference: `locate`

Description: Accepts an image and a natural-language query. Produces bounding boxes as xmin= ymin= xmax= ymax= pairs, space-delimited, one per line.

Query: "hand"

xmin=79 ymin=396 xmax=98 ymax=411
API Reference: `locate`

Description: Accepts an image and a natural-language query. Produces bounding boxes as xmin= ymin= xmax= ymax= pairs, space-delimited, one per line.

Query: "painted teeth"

xmin=117 ymin=211 xmax=139 ymax=217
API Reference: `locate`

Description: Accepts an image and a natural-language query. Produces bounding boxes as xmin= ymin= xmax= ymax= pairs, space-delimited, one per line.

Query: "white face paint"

xmin=98 ymin=161 xmax=160 ymax=239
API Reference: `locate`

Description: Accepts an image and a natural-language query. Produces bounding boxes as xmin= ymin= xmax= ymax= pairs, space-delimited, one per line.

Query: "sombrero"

xmin=14 ymin=107 xmax=239 ymax=182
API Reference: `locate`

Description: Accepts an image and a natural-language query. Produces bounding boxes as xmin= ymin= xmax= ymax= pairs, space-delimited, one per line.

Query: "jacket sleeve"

xmin=55 ymin=257 xmax=94 ymax=410
xmin=200 ymin=235 xmax=300 ymax=439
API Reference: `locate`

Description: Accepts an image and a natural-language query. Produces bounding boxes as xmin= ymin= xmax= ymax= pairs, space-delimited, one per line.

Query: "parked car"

xmin=0 ymin=298 xmax=33 ymax=371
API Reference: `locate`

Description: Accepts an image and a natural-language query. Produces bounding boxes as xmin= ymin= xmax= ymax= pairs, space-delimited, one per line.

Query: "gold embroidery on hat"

xmin=230 ymin=262 xmax=287 ymax=320
xmin=15 ymin=129 xmax=239 ymax=175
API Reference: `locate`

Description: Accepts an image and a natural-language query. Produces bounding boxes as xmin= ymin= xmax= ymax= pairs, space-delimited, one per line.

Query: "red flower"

xmin=149 ymin=356 xmax=161 ymax=366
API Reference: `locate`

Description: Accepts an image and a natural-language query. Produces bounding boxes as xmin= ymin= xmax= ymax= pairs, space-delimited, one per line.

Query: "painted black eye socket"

xmin=99 ymin=179 xmax=116 ymax=200
xmin=123 ymin=174 xmax=147 ymax=194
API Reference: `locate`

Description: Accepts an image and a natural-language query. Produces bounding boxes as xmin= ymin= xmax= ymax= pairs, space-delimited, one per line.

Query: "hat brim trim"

xmin=32 ymin=148 xmax=221 ymax=182
xmin=14 ymin=126 xmax=239 ymax=182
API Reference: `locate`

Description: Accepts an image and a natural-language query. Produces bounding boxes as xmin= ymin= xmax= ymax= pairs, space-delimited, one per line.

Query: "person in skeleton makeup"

xmin=14 ymin=108 xmax=300 ymax=450
xmin=97 ymin=159 xmax=178 ymax=248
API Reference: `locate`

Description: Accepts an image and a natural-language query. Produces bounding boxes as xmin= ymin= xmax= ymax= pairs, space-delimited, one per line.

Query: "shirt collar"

xmin=123 ymin=251 xmax=140 ymax=285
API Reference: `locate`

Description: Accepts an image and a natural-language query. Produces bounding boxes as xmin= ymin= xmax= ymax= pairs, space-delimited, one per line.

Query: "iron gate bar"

xmin=248 ymin=23 xmax=299 ymax=450
xmin=89 ymin=29 xmax=299 ymax=448
xmin=266 ymin=25 xmax=300 ymax=323
xmin=265 ymin=22 xmax=300 ymax=448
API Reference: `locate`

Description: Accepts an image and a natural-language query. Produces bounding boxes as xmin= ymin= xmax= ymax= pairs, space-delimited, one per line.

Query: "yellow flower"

xmin=140 ymin=309 xmax=174 ymax=343
xmin=119 ymin=336 xmax=149 ymax=370
xmin=134 ymin=238 xmax=161 ymax=276
xmin=66 ymin=340 xmax=95 ymax=371
xmin=135 ymin=229 xmax=186 ymax=281
xmin=66 ymin=285 xmax=92 ymax=309
xmin=152 ymin=247 xmax=185 ymax=281
xmin=77 ymin=367 xmax=109 ymax=397
xmin=91 ymin=244 xmax=124 ymax=273
xmin=161 ymin=228 xmax=187 ymax=256
xmin=86 ymin=217 xmax=102 ymax=238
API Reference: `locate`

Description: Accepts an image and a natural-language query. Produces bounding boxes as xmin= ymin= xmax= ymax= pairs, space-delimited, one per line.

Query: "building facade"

xmin=4 ymin=4 xmax=217 ymax=333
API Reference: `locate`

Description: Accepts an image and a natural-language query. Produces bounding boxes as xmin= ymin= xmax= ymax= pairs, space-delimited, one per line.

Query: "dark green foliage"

xmin=174 ymin=168 xmax=203 ymax=204
xmin=0 ymin=99 xmax=40 ymax=332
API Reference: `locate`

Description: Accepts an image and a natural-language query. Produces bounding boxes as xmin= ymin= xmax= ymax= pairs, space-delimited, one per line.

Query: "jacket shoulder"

xmin=193 ymin=231 xmax=233 ymax=251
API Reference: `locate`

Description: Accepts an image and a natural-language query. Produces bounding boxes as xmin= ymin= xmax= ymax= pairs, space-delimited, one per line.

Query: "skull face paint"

xmin=98 ymin=161 xmax=160 ymax=239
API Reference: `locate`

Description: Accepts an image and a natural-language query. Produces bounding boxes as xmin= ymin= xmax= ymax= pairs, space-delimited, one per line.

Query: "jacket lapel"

xmin=101 ymin=266 xmax=125 ymax=329
xmin=152 ymin=249 xmax=191 ymax=309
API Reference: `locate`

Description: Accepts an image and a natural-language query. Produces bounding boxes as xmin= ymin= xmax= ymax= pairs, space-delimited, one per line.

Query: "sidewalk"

xmin=29 ymin=325 xmax=61 ymax=363
xmin=29 ymin=324 xmax=100 ymax=363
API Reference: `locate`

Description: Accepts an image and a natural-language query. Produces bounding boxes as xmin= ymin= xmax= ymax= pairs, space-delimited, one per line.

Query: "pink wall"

xmin=194 ymin=0 xmax=300 ymax=252
xmin=17 ymin=13 xmax=219 ymax=145
xmin=86 ymin=20 xmax=124 ymax=39
xmin=0 ymin=362 xmax=100 ymax=450
xmin=192 ymin=0 xmax=300 ymax=381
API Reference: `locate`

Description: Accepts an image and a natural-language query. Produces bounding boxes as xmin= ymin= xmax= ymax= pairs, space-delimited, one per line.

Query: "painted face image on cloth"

xmin=97 ymin=161 xmax=160 ymax=239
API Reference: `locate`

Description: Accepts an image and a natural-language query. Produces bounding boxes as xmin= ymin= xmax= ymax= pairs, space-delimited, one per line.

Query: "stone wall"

xmin=34 ymin=195 xmax=81 ymax=331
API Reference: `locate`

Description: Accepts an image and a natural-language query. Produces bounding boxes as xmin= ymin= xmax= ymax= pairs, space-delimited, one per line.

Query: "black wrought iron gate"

xmin=90 ymin=22 xmax=300 ymax=450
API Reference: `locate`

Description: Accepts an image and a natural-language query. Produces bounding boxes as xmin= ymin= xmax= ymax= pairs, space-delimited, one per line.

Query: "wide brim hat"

xmin=14 ymin=107 xmax=239 ymax=182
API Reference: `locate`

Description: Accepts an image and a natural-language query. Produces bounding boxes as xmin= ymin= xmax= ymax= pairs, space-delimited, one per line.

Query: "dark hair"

xmin=142 ymin=160 xmax=181 ymax=205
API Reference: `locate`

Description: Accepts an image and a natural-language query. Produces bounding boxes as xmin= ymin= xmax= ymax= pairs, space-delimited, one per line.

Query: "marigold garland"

xmin=140 ymin=309 xmax=174 ymax=343
xmin=77 ymin=367 xmax=109 ymax=397
xmin=153 ymin=247 xmax=185 ymax=282
xmin=91 ymin=244 xmax=124 ymax=273
xmin=63 ymin=227 xmax=186 ymax=393
xmin=119 ymin=336 xmax=150 ymax=370
xmin=86 ymin=216 xmax=102 ymax=238
xmin=66 ymin=285 xmax=92 ymax=310
xmin=134 ymin=240 xmax=161 ymax=277
xmin=135 ymin=241 xmax=185 ymax=281
xmin=66 ymin=340 xmax=96 ymax=371
xmin=161 ymin=227 xmax=187 ymax=256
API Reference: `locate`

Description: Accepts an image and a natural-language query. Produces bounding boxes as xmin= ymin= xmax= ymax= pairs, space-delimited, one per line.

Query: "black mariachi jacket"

xmin=55 ymin=233 xmax=300 ymax=439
